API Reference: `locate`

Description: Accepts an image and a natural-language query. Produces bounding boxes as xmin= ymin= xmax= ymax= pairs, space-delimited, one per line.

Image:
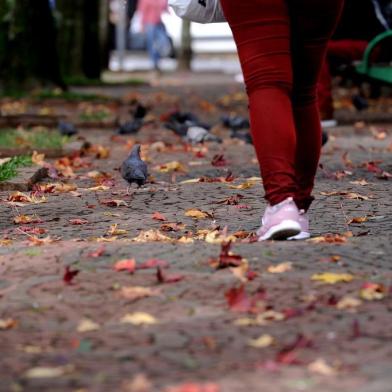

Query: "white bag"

xmin=169 ymin=0 xmax=226 ymax=24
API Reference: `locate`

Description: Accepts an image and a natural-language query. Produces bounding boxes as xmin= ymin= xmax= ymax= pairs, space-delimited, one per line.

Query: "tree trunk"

xmin=0 ymin=0 xmax=64 ymax=93
xmin=56 ymin=0 xmax=107 ymax=81
xmin=177 ymin=20 xmax=192 ymax=71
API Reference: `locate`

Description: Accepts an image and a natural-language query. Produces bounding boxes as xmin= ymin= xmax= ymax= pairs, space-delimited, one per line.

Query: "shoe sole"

xmin=258 ymin=220 xmax=301 ymax=241
xmin=287 ymin=231 xmax=311 ymax=241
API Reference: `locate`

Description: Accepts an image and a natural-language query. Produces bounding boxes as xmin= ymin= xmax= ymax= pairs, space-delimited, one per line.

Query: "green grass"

xmin=0 ymin=155 xmax=32 ymax=182
xmin=0 ymin=128 xmax=68 ymax=149
xmin=33 ymin=90 xmax=107 ymax=102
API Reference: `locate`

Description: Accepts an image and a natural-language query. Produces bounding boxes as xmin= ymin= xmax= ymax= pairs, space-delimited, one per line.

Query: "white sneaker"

xmin=287 ymin=210 xmax=310 ymax=240
xmin=257 ymin=197 xmax=301 ymax=241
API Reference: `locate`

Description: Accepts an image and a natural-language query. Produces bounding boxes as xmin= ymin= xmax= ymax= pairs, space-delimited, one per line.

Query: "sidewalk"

xmin=0 ymin=83 xmax=391 ymax=392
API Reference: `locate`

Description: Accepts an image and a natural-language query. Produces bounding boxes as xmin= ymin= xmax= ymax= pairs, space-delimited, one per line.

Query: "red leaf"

xmin=156 ymin=266 xmax=184 ymax=284
xmin=366 ymin=161 xmax=383 ymax=173
xmin=152 ymin=212 xmax=167 ymax=221
xmin=137 ymin=259 xmax=169 ymax=270
xmin=211 ymin=241 xmax=243 ymax=269
xmin=211 ymin=154 xmax=227 ymax=167
xmin=87 ymin=245 xmax=106 ymax=258
xmin=225 ymin=285 xmax=252 ymax=312
xmin=114 ymin=259 xmax=136 ymax=273
xmin=69 ymin=219 xmax=89 ymax=225
xmin=276 ymin=334 xmax=313 ymax=365
xmin=63 ymin=266 xmax=79 ymax=285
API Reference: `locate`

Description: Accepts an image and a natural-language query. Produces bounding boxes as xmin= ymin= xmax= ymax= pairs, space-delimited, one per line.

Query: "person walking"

xmin=137 ymin=0 xmax=169 ymax=73
xmin=219 ymin=0 xmax=344 ymax=240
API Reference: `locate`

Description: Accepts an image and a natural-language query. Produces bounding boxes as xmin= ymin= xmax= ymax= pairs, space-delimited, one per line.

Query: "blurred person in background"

xmin=318 ymin=0 xmax=392 ymax=122
xmin=137 ymin=0 xmax=169 ymax=74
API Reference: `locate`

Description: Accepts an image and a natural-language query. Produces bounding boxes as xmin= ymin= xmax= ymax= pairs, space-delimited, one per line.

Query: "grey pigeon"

xmin=117 ymin=118 xmax=144 ymax=135
xmin=186 ymin=126 xmax=222 ymax=144
xmin=58 ymin=120 xmax=78 ymax=137
xmin=120 ymin=144 xmax=148 ymax=190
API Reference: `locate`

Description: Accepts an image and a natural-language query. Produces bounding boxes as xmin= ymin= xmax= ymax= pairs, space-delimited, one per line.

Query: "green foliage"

xmin=0 ymin=128 xmax=68 ymax=149
xmin=0 ymin=155 xmax=32 ymax=182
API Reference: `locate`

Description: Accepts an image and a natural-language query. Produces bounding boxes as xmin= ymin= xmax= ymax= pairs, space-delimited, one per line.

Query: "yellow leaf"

xmin=248 ymin=334 xmax=275 ymax=348
xmin=155 ymin=161 xmax=186 ymax=173
xmin=267 ymin=262 xmax=293 ymax=274
xmin=204 ymin=230 xmax=237 ymax=244
xmin=107 ymin=224 xmax=128 ymax=236
xmin=308 ymin=359 xmax=336 ymax=376
xmin=24 ymin=366 xmax=74 ymax=379
xmin=228 ymin=181 xmax=256 ymax=190
xmin=132 ymin=230 xmax=173 ymax=243
xmin=31 ymin=151 xmax=45 ymax=165
xmin=336 ymin=296 xmax=362 ymax=310
xmin=121 ymin=286 xmax=160 ymax=301
xmin=185 ymin=208 xmax=211 ymax=219
xmin=360 ymin=283 xmax=386 ymax=301
xmin=230 ymin=259 xmax=249 ymax=282
xmin=87 ymin=185 xmax=110 ymax=191
xmin=311 ymin=272 xmax=354 ymax=284
xmin=179 ymin=178 xmax=200 ymax=184
xmin=177 ymin=236 xmax=194 ymax=244
xmin=0 ymin=318 xmax=17 ymax=330
xmin=120 ymin=312 xmax=157 ymax=325
xmin=77 ymin=319 xmax=100 ymax=333
xmin=13 ymin=215 xmax=33 ymax=224
xmin=347 ymin=216 xmax=368 ymax=224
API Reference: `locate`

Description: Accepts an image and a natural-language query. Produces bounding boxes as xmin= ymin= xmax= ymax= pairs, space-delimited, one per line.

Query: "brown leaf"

xmin=156 ymin=266 xmax=185 ymax=284
xmin=114 ymin=259 xmax=136 ymax=273
xmin=152 ymin=212 xmax=167 ymax=221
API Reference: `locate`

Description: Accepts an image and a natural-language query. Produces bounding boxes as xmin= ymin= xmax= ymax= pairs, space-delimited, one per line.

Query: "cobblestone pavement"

xmin=0 ymin=85 xmax=391 ymax=392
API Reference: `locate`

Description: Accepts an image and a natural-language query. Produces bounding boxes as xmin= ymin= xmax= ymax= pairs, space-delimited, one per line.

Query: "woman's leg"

xmin=220 ymin=0 xmax=297 ymax=206
xmin=289 ymin=0 xmax=344 ymax=211
xmin=145 ymin=24 xmax=160 ymax=69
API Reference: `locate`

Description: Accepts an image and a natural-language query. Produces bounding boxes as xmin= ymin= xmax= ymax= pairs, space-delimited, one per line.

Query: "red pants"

xmin=318 ymin=40 xmax=368 ymax=119
xmin=220 ymin=0 xmax=344 ymax=210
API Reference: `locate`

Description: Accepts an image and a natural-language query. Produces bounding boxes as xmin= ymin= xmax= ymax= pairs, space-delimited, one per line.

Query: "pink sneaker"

xmin=257 ymin=197 xmax=301 ymax=241
xmin=288 ymin=210 xmax=310 ymax=240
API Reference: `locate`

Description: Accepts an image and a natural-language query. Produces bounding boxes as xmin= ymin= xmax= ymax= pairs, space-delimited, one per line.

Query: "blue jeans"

xmin=145 ymin=23 xmax=170 ymax=69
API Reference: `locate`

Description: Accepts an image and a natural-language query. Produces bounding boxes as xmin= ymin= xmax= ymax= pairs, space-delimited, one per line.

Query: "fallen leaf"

xmin=248 ymin=334 xmax=275 ymax=348
xmin=69 ymin=218 xmax=89 ymax=225
xmin=336 ymin=296 xmax=362 ymax=310
xmin=7 ymin=191 xmax=46 ymax=204
xmin=114 ymin=259 xmax=136 ymax=273
xmin=132 ymin=230 xmax=173 ymax=242
xmin=350 ymin=179 xmax=369 ymax=186
xmin=157 ymin=266 xmax=185 ymax=284
xmin=77 ymin=319 xmax=100 ymax=333
xmin=107 ymin=224 xmax=128 ymax=236
xmin=185 ymin=208 xmax=212 ymax=220
xmin=63 ymin=266 xmax=80 ymax=285
xmin=347 ymin=216 xmax=368 ymax=224
xmin=228 ymin=181 xmax=257 ymax=190
xmin=13 ymin=215 xmax=41 ymax=224
xmin=137 ymin=259 xmax=169 ymax=269
xmin=211 ymin=154 xmax=227 ymax=167
xmin=360 ymin=282 xmax=387 ymax=300
xmin=216 ymin=194 xmax=244 ymax=205
xmin=311 ymin=272 xmax=354 ymax=284
xmin=160 ymin=222 xmax=185 ymax=232
xmin=308 ymin=358 xmax=337 ymax=376
xmin=28 ymin=235 xmax=57 ymax=246
xmin=120 ymin=312 xmax=157 ymax=325
xmin=122 ymin=373 xmax=153 ymax=392
xmin=164 ymin=383 xmax=220 ymax=392
xmin=309 ymin=234 xmax=350 ymax=244
xmin=225 ymin=285 xmax=266 ymax=313
xmin=121 ymin=286 xmax=160 ymax=301
xmin=101 ymin=199 xmax=129 ymax=207
xmin=0 ymin=318 xmax=18 ymax=330
xmin=267 ymin=262 xmax=293 ymax=274
xmin=87 ymin=185 xmax=110 ymax=191
xmin=24 ymin=366 xmax=74 ymax=379
xmin=177 ymin=236 xmax=194 ymax=244
xmin=87 ymin=245 xmax=106 ymax=258
xmin=209 ymin=241 xmax=243 ymax=269
xmin=152 ymin=212 xmax=167 ymax=221
xmin=31 ymin=151 xmax=45 ymax=165
xmin=155 ymin=161 xmax=186 ymax=173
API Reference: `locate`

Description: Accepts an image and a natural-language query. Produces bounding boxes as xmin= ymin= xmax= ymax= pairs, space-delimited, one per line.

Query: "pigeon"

xmin=186 ymin=126 xmax=222 ymax=144
xmin=352 ymin=95 xmax=369 ymax=111
xmin=164 ymin=121 xmax=189 ymax=137
xmin=133 ymin=103 xmax=149 ymax=119
xmin=322 ymin=130 xmax=329 ymax=147
xmin=117 ymin=118 xmax=144 ymax=135
xmin=58 ymin=120 xmax=78 ymax=137
xmin=120 ymin=144 xmax=148 ymax=192
xmin=221 ymin=115 xmax=250 ymax=131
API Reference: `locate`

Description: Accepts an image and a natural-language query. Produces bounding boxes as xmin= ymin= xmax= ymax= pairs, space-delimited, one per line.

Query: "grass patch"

xmin=0 ymin=128 xmax=68 ymax=149
xmin=0 ymin=155 xmax=32 ymax=182
xmin=33 ymin=89 xmax=107 ymax=102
